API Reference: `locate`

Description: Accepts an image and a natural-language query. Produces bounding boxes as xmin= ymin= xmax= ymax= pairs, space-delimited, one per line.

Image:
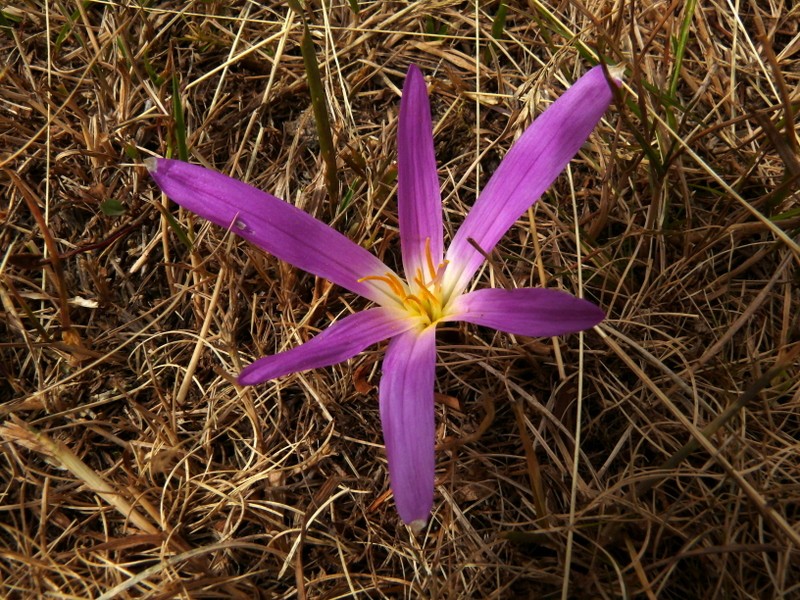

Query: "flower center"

xmin=359 ymin=239 xmax=450 ymax=326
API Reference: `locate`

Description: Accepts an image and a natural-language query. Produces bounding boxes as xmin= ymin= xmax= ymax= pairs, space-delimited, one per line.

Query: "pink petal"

xmin=397 ymin=65 xmax=444 ymax=279
xmin=379 ymin=326 xmax=437 ymax=529
xmin=445 ymin=65 xmax=619 ymax=294
xmin=450 ymin=287 xmax=605 ymax=337
xmin=147 ymin=158 xmax=394 ymax=304
xmin=238 ymin=307 xmax=413 ymax=385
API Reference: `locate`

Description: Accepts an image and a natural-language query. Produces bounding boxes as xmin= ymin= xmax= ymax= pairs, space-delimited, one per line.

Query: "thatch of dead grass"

xmin=1 ymin=1 xmax=799 ymax=598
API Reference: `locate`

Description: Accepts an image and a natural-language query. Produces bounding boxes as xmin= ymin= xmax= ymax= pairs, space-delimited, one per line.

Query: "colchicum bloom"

xmin=146 ymin=64 xmax=619 ymax=531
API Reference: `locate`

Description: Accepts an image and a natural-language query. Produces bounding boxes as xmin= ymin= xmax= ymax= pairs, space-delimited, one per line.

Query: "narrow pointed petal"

xmin=449 ymin=287 xmax=605 ymax=337
xmin=147 ymin=158 xmax=394 ymax=304
xmin=397 ymin=64 xmax=444 ymax=279
xmin=379 ymin=326 xmax=437 ymax=528
xmin=238 ymin=307 xmax=414 ymax=385
xmin=445 ymin=66 xmax=620 ymax=293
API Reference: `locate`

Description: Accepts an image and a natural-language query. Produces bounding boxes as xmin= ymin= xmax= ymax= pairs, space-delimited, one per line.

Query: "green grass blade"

xmin=299 ymin=19 xmax=339 ymax=203
xmin=171 ymin=74 xmax=188 ymax=162
xmin=668 ymin=0 xmax=698 ymax=99
xmin=491 ymin=1 xmax=507 ymax=39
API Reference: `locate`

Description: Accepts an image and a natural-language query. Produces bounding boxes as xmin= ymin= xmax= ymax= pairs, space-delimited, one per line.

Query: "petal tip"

xmin=607 ymin=63 xmax=625 ymax=85
xmin=237 ymin=368 xmax=260 ymax=387
xmin=144 ymin=157 xmax=159 ymax=173
xmin=406 ymin=63 xmax=422 ymax=78
xmin=409 ymin=519 xmax=427 ymax=535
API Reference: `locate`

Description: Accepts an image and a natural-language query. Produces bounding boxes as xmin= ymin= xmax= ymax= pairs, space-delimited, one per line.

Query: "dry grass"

xmin=1 ymin=1 xmax=799 ymax=598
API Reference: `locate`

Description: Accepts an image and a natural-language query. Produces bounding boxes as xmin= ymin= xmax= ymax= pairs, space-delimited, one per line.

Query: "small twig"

xmin=0 ymin=416 xmax=160 ymax=536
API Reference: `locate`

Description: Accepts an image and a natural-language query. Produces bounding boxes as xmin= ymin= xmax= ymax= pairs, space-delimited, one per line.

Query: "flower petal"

xmin=449 ymin=287 xmax=605 ymax=337
xmin=238 ymin=307 xmax=414 ymax=385
xmin=397 ymin=65 xmax=444 ymax=279
xmin=147 ymin=158 xmax=394 ymax=304
xmin=379 ymin=326 xmax=437 ymax=528
xmin=445 ymin=65 xmax=619 ymax=294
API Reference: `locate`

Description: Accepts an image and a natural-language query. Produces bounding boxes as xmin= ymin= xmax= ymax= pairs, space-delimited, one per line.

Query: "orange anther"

xmin=403 ymin=294 xmax=426 ymax=313
xmin=413 ymin=275 xmax=439 ymax=306
xmin=424 ymin=237 xmax=437 ymax=281
xmin=358 ymin=272 xmax=407 ymax=297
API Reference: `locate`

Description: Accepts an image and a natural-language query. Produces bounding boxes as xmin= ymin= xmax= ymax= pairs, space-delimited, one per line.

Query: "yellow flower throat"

xmin=359 ymin=239 xmax=450 ymax=326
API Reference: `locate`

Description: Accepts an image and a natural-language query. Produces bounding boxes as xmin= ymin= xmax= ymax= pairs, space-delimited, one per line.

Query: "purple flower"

xmin=146 ymin=64 xmax=619 ymax=531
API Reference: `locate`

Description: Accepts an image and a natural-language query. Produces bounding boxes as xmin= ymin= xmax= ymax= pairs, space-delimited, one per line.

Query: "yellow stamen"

xmin=436 ymin=259 xmax=449 ymax=280
xmin=358 ymin=272 xmax=406 ymax=297
xmin=424 ymin=237 xmax=437 ymax=281
xmin=403 ymin=294 xmax=427 ymax=313
xmin=358 ymin=246 xmax=451 ymax=324
xmin=413 ymin=275 xmax=440 ymax=306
